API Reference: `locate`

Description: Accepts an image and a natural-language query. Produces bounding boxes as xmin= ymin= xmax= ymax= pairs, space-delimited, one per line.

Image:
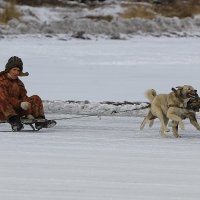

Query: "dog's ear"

xmin=173 ymin=87 xmax=182 ymax=97
xmin=171 ymin=87 xmax=177 ymax=92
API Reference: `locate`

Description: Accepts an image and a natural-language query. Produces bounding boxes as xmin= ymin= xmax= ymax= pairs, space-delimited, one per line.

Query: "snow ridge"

xmin=2 ymin=15 xmax=200 ymax=37
xmin=43 ymin=100 xmax=149 ymax=116
xmin=1 ymin=2 xmax=200 ymax=37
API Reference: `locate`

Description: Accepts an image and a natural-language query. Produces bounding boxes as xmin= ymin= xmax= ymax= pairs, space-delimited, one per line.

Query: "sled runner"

xmin=0 ymin=118 xmax=57 ymax=132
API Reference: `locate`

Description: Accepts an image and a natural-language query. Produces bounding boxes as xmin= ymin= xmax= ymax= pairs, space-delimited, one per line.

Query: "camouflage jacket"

xmin=0 ymin=71 xmax=28 ymax=108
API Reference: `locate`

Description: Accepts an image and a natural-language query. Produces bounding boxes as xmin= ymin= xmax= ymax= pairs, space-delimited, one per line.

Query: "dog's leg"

xmin=163 ymin=116 xmax=170 ymax=132
xmin=157 ymin=113 xmax=168 ymax=137
xmin=171 ymin=120 xmax=181 ymax=138
xmin=167 ymin=108 xmax=185 ymax=130
xmin=188 ymin=113 xmax=200 ymax=131
xmin=140 ymin=110 xmax=155 ymax=130
xmin=151 ymin=109 xmax=168 ymax=137
xmin=140 ymin=117 xmax=148 ymax=130
xmin=159 ymin=127 xmax=167 ymax=137
xmin=140 ymin=118 xmax=154 ymax=130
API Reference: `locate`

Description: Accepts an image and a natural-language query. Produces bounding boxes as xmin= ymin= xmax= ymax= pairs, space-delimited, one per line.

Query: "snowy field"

xmin=1 ymin=35 xmax=200 ymax=102
xmin=1 ymin=36 xmax=200 ymax=200
xmin=1 ymin=115 xmax=200 ymax=200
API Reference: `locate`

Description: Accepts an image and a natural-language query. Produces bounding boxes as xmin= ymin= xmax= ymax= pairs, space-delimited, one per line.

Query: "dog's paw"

xmin=140 ymin=125 xmax=144 ymax=130
xmin=160 ymin=133 xmax=168 ymax=138
xmin=159 ymin=130 xmax=168 ymax=138
xmin=140 ymin=123 xmax=145 ymax=130
xmin=173 ymin=133 xmax=181 ymax=138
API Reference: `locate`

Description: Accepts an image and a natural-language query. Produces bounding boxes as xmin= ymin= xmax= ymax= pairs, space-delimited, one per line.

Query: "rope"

xmin=52 ymin=104 xmax=150 ymax=121
xmin=52 ymin=115 xmax=97 ymax=121
xmin=111 ymin=104 xmax=150 ymax=115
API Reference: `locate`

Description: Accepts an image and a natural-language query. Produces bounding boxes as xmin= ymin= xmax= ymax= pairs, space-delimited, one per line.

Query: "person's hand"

xmin=20 ymin=102 xmax=31 ymax=110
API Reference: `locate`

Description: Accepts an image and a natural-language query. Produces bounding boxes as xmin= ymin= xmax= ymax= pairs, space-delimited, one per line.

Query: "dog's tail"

xmin=144 ymin=89 xmax=157 ymax=103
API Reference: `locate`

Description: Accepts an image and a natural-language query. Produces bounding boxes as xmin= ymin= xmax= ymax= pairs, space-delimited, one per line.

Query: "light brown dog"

xmin=140 ymin=85 xmax=199 ymax=138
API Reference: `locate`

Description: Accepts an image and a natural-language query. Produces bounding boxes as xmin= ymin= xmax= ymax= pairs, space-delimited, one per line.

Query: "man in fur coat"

xmin=0 ymin=56 xmax=47 ymax=131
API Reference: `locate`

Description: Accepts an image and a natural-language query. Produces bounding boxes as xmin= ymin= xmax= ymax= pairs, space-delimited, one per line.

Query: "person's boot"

xmin=8 ymin=115 xmax=24 ymax=132
xmin=35 ymin=116 xmax=56 ymax=130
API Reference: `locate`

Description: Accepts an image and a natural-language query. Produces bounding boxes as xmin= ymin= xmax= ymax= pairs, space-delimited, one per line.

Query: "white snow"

xmin=1 ymin=1 xmax=200 ymax=199
xmin=1 ymin=35 xmax=200 ymax=103
xmin=1 ymin=115 xmax=200 ymax=200
xmin=1 ymin=35 xmax=200 ymax=200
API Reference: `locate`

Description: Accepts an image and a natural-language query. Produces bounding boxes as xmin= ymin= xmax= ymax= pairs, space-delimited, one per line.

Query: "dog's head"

xmin=187 ymin=97 xmax=200 ymax=112
xmin=172 ymin=85 xmax=198 ymax=99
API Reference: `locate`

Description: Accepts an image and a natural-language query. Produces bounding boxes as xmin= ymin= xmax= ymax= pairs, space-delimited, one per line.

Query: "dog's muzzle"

xmin=186 ymin=90 xmax=198 ymax=98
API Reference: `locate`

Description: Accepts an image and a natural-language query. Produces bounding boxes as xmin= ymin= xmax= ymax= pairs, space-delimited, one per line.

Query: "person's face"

xmin=8 ymin=67 xmax=21 ymax=79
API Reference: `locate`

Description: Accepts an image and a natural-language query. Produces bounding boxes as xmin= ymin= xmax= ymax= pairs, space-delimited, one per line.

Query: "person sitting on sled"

xmin=0 ymin=56 xmax=55 ymax=131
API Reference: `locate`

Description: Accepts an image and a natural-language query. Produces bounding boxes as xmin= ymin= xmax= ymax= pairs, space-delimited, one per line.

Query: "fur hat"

xmin=5 ymin=56 xmax=29 ymax=76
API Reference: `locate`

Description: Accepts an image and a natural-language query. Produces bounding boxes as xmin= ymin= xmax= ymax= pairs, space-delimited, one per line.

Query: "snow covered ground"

xmin=1 ymin=35 xmax=200 ymax=103
xmin=1 ymin=114 xmax=200 ymax=200
xmin=1 ymin=35 xmax=200 ymax=199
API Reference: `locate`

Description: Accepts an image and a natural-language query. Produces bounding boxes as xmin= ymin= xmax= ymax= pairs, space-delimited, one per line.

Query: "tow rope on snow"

xmin=52 ymin=103 xmax=150 ymax=121
xmin=52 ymin=114 xmax=102 ymax=121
